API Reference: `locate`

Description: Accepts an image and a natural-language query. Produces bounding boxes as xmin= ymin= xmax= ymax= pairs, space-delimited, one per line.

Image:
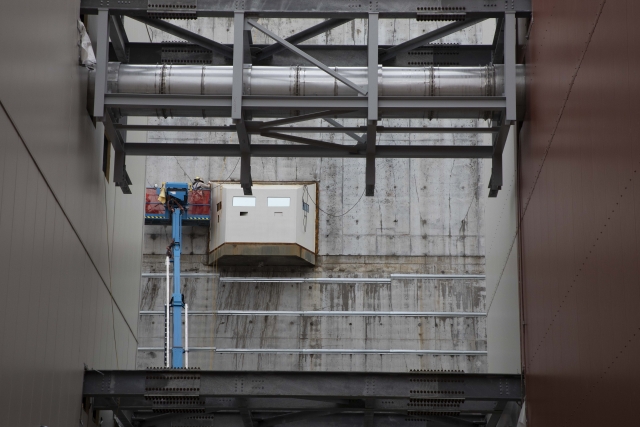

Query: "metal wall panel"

xmin=0 ymin=0 xmax=145 ymax=422
xmin=0 ymin=111 xmax=137 ymax=425
xmin=520 ymin=0 xmax=640 ymax=425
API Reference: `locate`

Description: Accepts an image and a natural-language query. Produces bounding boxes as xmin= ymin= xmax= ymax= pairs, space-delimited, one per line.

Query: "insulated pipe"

xmin=104 ymin=63 xmax=525 ymax=119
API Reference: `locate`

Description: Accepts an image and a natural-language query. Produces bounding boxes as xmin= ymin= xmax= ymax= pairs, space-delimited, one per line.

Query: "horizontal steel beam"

xmin=95 ymin=411 xmax=501 ymax=427
xmin=380 ymin=18 xmax=487 ymax=62
xmin=123 ymin=42 xmax=494 ymax=67
xmin=85 ymin=370 xmax=521 ymax=427
xmin=116 ymin=123 xmax=499 ymax=134
xmin=80 ymin=0 xmax=532 ymax=17
xmin=83 ymin=370 xmax=522 ymax=401
xmin=124 ymin=143 xmax=493 ymax=158
xmin=130 ymin=16 xmax=234 ymax=59
xmin=105 ymin=94 xmax=505 ymax=112
xmin=93 ymin=396 xmax=500 ymax=412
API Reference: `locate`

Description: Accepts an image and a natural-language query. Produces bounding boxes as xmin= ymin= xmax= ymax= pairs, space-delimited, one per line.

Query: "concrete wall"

xmin=137 ymin=18 xmax=494 ymax=372
xmin=143 ymin=18 xmax=489 ymax=258
xmin=0 ymin=4 xmax=147 ymax=427
xmin=137 ymin=255 xmax=487 ymax=372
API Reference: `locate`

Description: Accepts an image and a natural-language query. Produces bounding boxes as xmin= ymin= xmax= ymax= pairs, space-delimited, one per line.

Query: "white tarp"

xmin=77 ymin=20 xmax=96 ymax=69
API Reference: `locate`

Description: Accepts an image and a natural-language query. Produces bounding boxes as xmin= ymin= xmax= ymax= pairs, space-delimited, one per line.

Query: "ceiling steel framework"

xmin=83 ymin=370 xmax=523 ymax=427
xmin=82 ymin=0 xmax=529 ymax=197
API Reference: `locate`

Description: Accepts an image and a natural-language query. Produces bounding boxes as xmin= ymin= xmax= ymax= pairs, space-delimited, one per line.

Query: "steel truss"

xmin=83 ymin=370 xmax=523 ymax=427
xmin=82 ymin=0 xmax=529 ymax=196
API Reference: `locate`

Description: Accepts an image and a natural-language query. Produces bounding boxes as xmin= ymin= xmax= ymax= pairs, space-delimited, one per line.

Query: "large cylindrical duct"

xmin=105 ymin=63 xmax=524 ymax=119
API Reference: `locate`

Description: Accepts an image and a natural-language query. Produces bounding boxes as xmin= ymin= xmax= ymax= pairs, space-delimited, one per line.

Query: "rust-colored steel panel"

xmin=520 ymin=0 xmax=640 ymax=425
xmin=519 ymin=0 xmax=606 ymax=212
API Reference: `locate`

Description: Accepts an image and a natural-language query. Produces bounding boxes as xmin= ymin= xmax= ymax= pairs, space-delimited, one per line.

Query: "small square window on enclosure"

xmin=233 ymin=196 xmax=256 ymax=207
xmin=268 ymin=197 xmax=290 ymax=207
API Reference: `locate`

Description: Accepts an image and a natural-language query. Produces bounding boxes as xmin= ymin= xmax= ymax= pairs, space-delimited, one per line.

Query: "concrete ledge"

xmin=209 ymin=243 xmax=316 ymax=266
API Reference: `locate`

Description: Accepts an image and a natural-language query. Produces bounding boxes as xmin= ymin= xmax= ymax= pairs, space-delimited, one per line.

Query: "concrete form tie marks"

xmin=139 ymin=273 xmax=487 ymax=355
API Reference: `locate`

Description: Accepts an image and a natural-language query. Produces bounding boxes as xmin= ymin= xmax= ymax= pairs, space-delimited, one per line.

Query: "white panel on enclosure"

xmin=268 ymin=197 xmax=291 ymax=207
xmin=211 ymin=184 xmax=317 ymax=253
xmin=233 ymin=196 xmax=256 ymax=207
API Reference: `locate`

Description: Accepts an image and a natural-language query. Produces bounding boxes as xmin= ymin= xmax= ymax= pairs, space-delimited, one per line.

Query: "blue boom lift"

xmin=146 ymin=182 xmax=210 ymax=368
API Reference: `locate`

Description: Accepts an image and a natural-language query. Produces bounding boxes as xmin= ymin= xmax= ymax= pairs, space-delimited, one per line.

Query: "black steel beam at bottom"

xmin=125 ymin=143 xmax=493 ymax=159
xmin=83 ymin=370 xmax=522 ymax=427
xmin=125 ymin=412 xmax=490 ymax=427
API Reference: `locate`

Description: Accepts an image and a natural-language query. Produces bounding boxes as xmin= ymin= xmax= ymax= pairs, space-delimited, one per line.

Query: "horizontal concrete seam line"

xmin=217 ymin=275 xmax=485 ymax=283
xmin=0 ymin=98 xmax=139 ymax=343
xmin=139 ymin=310 xmax=487 ymax=317
xmin=138 ymin=347 xmax=216 ymax=351
xmin=219 ymin=277 xmax=389 ymax=283
xmin=142 ymin=273 xmax=219 ymax=277
xmin=391 ymin=274 xmax=485 ymax=279
xmin=138 ymin=348 xmax=487 ymax=355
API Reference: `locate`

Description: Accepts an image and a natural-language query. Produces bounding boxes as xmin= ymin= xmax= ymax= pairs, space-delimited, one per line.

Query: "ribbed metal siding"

xmin=520 ymin=0 xmax=640 ymax=425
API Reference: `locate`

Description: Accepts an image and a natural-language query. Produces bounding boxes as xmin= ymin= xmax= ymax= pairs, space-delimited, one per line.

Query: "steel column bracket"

xmin=113 ymin=152 xmax=132 ymax=194
xmin=504 ymin=12 xmax=517 ymax=121
xmin=488 ymin=120 xmax=512 ymax=198
xmin=488 ymin=11 xmax=517 ymax=197
xmin=366 ymin=13 xmax=378 ymax=197
xmin=111 ymin=398 xmax=135 ymax=427
xmin=236 ymin=118 xmax=253 ymax=195
xmin=366 ymin=120 xmax=376 ymax=196
xmin=109 ymin=15 xmax=129 ymax=63
xmin=368 ymin=13 xmax=379 ymax=121
xmin=232 ymin=12 xmax=253 ymax=195
xmin=232 ymin=11 xmax=246 ymax=120
xmin=103 ymin=111 xmax=133 ymax=194
xmin=93 ymin=9 xmax=110 ymax=121
xmin=239 ymin=399 xmax=254 ymax=427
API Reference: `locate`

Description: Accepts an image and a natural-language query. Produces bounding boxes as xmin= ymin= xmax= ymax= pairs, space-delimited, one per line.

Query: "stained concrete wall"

xmin=137 ymin=255 xmax=486 ymax=372
xmin=138 ymin=18 xmax=494 ymax=372
xmin=0 ymin=6 xmax=148 ymax=427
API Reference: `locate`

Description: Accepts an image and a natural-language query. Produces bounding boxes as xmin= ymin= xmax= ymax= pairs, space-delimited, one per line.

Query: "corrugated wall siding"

xmin=520 ymin=0 xmax=640 ymax=425
xmin=0 ymin=2 xmax=146 ymax=426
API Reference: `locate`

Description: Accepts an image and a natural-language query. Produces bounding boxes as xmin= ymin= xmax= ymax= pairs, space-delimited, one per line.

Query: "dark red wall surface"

xmin=519 ymin=0 xmax=640 ymax=425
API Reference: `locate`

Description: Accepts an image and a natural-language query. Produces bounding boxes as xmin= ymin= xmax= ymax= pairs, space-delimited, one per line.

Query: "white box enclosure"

xmin=209 ymin=183 xmax=317 ymax=266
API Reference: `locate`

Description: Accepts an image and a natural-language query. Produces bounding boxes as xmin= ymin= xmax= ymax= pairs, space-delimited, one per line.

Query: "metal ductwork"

xmin=102 ymin=63 xmax=525 ymax=120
